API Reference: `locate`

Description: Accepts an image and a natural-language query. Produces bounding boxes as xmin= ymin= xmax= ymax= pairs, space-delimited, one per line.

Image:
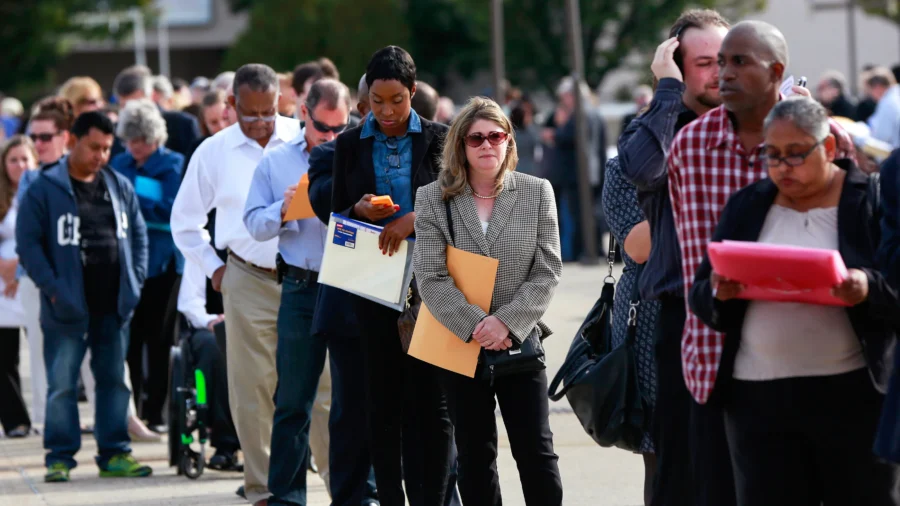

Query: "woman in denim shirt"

xmin=331 ymin=46 xmax=453 ymax=506
xmin=110 ymin=98 xmax=183 ymax=432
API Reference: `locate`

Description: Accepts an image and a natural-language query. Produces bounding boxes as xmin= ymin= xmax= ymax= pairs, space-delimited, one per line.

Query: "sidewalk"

xmin=0 ymin=263 xmax=645 ymax=506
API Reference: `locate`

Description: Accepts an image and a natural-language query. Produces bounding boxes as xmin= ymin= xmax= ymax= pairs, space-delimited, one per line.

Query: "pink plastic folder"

xmin=706 ymin=240 xmax=850 ymax=306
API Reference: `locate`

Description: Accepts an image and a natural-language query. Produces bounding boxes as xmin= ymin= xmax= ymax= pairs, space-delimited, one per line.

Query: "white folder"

xmin=318 ymin=213 xmax=415 ymax=312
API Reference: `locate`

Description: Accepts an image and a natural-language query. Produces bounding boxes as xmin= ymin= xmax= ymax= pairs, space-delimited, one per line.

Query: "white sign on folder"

xmin=318 ymin=213 xmax=415 ymax=312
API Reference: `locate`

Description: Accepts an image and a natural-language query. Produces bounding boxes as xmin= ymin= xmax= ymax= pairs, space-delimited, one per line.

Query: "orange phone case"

xmin=371 ymin=195 xmax=395 ymax=207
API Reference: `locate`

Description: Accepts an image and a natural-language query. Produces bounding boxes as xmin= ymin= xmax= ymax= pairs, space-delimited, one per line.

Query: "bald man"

xmin=667 ymin=21 xmax=857 ymax=506
xmin=357 ymin=74 xmax=370 ymax=118
xmin=411 ymin=81 xmax=439 ymax=122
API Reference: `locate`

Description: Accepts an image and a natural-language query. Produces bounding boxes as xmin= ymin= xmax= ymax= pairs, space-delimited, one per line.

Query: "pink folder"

xmin=706 ymin=240 xmax=850 ymax=306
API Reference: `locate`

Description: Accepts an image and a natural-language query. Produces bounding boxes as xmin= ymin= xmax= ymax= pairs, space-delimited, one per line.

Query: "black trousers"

xmin=355 ymin=297 xmax=453 ymax=506
xmin=0 ymin=327 xmax=31 ymax=432
xmin=726 ymin=369 xmax=900 ymax=506
xmin=651 ymin=296 xmax=693 ymax=506
xmin=187 ymin=328 xmax=239 ymax=452
xmin=690 ymin=396 xmax=736 ymax=506
xmin=442 ymin=367 xmax=563 ymax=506
xmin=128 ymin=265 xmax=179 ymax=425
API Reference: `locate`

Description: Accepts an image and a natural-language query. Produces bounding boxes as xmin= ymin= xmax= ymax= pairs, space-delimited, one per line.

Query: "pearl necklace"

xmin=473 ymin=191 xmax=499 ymax=199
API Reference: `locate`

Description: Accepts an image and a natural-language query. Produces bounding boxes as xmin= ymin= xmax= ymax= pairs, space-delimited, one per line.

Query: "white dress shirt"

xmin=171 ymin=116 xmax=301 ymax=277
xmin=177 ymin=258 xmax=217 ymax=330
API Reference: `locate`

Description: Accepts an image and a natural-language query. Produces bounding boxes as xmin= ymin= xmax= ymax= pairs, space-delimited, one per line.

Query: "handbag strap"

xmin=445 ymin=198 xmax=455 ymax=246
xmin=605 ymin=235 xmax=617 ymax=284
xmin=625 ymin=263 xmax=644 ymax=346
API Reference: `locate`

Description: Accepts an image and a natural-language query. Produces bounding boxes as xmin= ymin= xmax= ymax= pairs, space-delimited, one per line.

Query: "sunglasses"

xmin=30 ymin=132 xmax=59 ymax=143
xmin=308 ymin=112 xmax=347 ymax=134
xmin=464 ymin=131 xmax=509 ymax=148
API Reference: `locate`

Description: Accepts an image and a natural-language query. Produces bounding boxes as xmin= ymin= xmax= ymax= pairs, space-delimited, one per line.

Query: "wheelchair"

xmin=167 ymin=315 xmax=213 ymax=480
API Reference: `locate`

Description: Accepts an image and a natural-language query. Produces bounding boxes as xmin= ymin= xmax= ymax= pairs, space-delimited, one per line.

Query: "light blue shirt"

xmin=868 ymin=84 xmax=900 ymax=149
xmin=360 ymin=110 xmax=421 ymax=225
xmin=243 ymin=130 xmax=327 ymax=271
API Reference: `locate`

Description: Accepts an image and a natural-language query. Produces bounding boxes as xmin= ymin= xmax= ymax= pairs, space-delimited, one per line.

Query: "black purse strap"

xmin=445 ymin=198 xmax=455 ymax=246
xmin=625 ymin=263 xmax=644 ymax=346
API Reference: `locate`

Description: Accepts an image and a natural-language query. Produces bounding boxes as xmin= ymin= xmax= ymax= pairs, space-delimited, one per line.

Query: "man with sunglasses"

xmin=243 ymin=78 xmax=354 ymax=506
xmin=172 ymin=63 xmax=300 ymax=506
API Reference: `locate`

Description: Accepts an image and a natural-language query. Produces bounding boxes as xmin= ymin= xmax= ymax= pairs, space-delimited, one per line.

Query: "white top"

xmin=171 ymin=117 xmax=301 ymax=277
xmin=735 ymin=205 xmax=865 ymax=380
xmin=177 ymin=258 xmax=218 ymax=330
xmin=480 ymin=220 xmax=489 ymax=235
xmin=0 ymin=202 xmax=25 ymax=328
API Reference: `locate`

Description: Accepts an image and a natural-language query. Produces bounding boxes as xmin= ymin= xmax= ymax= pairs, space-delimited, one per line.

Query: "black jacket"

xmin=878 ymin=149 xmax=900 ymax=288
xmin=331 ymin=118 xmax=448 ymax=221
xmin=162 ymin=109 xmax=202 ymax=157
xmin=689 ymin=160 xmax=900 ymax=396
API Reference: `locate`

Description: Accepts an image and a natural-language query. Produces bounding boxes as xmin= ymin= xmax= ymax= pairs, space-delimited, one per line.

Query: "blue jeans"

xmin=43 ymin=313 xmax=131 ymax=469
xmin=269 ymin=276 xmax=326 ymax=505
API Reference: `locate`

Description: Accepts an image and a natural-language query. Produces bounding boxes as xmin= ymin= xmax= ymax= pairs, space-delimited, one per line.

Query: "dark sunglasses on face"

xmin=308 ymin=112 xmax=347 ymax=134
xmin=464 ymin=131 xmax=509 ymax=148
xmin=30 ymin=132 xmax=59 ymax=143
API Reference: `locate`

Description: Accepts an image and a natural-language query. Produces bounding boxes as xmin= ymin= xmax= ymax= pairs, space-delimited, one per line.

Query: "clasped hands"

xmin=473 ymin=315 xmax=513 ymax=351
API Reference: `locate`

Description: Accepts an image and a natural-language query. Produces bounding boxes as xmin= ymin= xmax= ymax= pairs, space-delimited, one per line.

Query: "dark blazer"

xmin=162 ymin=108 xmax=202 ymax=157
xmin=689 ymin=160 xmax=900 ymax=397
xmin=306 ymin=139 xmax=359 ymax=337
xmin=331 ymin=117 xmax=449 ymax=222
xmin=878 ymin=149 xmax=900 ymax=287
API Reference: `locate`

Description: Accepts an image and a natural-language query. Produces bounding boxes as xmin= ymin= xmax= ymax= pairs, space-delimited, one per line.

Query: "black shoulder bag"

xmin=547 ymin=238 xmax=651 ymax=452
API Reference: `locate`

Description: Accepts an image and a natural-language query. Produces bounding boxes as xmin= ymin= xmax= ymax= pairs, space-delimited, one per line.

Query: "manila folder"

xmin=283 ymin=173 xmax=316 ymax=222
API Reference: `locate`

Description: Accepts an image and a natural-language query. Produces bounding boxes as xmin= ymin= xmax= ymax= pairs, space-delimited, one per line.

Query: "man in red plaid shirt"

xmin=667 ymin=20 xmax=857 ymax=501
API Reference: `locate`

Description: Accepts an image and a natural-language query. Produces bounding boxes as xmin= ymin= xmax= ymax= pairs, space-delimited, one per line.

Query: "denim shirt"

xmin=360 ymin=110 xmax=422 ymax=224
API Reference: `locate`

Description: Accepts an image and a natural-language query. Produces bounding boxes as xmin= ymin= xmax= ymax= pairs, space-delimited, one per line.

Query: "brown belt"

xmin=227 ymin=250 xmax=277 ymax=278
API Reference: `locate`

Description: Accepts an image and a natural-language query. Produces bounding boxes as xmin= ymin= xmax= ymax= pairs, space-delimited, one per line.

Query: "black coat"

xmin=331 ymin=118 xmax=448 ymax=221
xmin=689 ymin=160 xmax=900 ymax=398
xmin=162 ymin=109 xmax=202 ymax=157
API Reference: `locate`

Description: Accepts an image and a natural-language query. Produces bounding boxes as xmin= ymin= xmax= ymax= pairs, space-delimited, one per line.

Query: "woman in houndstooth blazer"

xmin=413 ymin=97 xmax=564 ymax=506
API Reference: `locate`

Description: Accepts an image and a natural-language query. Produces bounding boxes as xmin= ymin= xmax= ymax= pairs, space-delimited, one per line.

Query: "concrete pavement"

xmin=0 ymin=262 xmax=646 ymax=506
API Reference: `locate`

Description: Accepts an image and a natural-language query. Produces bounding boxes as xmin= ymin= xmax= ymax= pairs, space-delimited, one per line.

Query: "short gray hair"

xmin=764 ymin=96 xmax=829 ymax=141
xmin=113 ymin=66 xmax=153 ymax=100
xmin=153 ymin=75 xmax=174 ymax=99
xmin=232 ymin=65 xmax=278 ymax=98
xmin=116 ymin=98 xmax=168 ymax=145
xmin=305 ymin=78 xmax=351 ymax=113
xmin=213 ymin=71 xmax=235 ymax=91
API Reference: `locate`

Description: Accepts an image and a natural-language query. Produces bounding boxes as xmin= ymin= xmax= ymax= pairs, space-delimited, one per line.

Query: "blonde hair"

xmin=59 ymin=77 xmax=103 ymax=106
xmin=439 ymin=97 xmax=518 ymax=200
xmin=0 ymin=135 xmax=37 ymax=221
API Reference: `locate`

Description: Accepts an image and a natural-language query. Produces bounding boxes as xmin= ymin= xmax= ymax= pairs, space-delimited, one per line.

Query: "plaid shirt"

xmin=667 ymin=105 xmax=856 ymax=404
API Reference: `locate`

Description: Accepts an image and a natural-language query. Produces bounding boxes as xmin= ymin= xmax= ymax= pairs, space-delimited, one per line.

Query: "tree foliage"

xmin=859 ymin=0 xmax=900 ymax=25
xmin=225 ymin=0 xmax=766 ymax=93
xmin=0 ymin=0 xmax=151 ymax=100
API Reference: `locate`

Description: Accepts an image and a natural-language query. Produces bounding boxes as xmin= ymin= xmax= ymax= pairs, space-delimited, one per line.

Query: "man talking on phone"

xmin=617 ymin=10 xmax=731 ymax=506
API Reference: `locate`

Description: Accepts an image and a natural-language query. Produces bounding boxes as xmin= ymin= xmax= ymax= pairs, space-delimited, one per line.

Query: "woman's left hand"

xmin=473 ymin=316 xmax=512 ymax=350
xmin=379 ymin=212 xmax=415 ymax=256
xmin=831 ymin=268 xmax=869 ymax=305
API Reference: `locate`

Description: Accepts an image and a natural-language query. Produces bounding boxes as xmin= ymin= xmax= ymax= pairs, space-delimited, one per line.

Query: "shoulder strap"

xmin=445 ymin=198 xmax=455 ymax=246
xmin=868 ymin=172 xmax=882 ymax=222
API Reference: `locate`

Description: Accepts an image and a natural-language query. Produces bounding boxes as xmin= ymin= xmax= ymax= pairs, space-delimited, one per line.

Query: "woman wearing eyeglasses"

xmin=331 ymin=46 xmax=454 ymax=506
xmin=413 ymin=97 xmax=563 ymax=505
xmin=690 ymin=97 xmax=900 ymax=505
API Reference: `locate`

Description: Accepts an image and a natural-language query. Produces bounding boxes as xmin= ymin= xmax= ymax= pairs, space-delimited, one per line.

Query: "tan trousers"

xmin=222 ymin=257 xmax=280 ymax=504
xmin=221 ymin=257 xmax=332 ymax=503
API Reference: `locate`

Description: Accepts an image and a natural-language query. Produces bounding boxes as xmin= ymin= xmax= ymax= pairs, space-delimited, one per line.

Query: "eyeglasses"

xmin=235 ymin=103 xmax=277 ymax=124
xmin=761 ymin=138 xmax=825 ymax=168
xmin=30 ymin=132 xmax=59 ymax=143
xmin=308 ymin=111 xmax=347 ymax=134
xmin=464 ymin=131 xmax=509 ymax=148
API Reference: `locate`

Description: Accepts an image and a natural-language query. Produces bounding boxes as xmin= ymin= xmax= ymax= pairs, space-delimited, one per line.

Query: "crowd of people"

xmin=0 ymin=8 xmax=898 ymax=506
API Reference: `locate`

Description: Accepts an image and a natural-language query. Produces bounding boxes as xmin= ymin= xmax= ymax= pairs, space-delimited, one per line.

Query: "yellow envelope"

xmin=283 ymin=173 xmax=315 ymax=222
xmin=408 ymin=246 xmax=499 ymax=377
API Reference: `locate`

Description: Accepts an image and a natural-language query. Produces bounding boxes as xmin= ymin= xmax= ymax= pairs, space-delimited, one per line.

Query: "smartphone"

xmin=798 ymin=76 xmax=808 ymax=88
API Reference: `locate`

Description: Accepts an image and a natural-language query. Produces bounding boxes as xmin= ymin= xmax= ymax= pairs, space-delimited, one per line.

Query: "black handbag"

xmin=547 ymin=239 xmax=651 ymax=452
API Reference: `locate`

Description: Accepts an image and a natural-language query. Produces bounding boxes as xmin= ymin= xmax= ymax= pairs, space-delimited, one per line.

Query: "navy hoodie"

xmin=15 ymin=157 xmax=148 ymax=333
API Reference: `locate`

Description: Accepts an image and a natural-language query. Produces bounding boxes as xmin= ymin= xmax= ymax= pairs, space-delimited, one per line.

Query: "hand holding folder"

xmin=283 ymin=174 xmax=316 ymax=222
xmin=408 ymin=246 xmax=499 ymax=378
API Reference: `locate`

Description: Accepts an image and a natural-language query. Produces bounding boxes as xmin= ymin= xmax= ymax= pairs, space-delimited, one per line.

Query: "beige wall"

xmin=747 ymin=0 xmax=899 ymax=95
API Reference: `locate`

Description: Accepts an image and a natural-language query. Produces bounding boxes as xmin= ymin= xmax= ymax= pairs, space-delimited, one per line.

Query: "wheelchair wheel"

xmin=180 ymin=449 xmax=205 ymax=479
xmin=167 ymin=345 xmax=187 ymax=468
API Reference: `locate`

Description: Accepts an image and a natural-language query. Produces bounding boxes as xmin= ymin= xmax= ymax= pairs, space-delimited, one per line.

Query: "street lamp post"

xmin=808 ymin=0 xmax=859 ymax=95
xmin=564 ymin=0 xmax=599 ymax=264
xmin=491 ymin=0 xmax=505 ymax=101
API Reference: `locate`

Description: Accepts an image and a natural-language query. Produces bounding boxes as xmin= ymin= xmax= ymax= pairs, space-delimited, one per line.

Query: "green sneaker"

xmin=44 ymin=462 xmax=71 ymax=483
xmin=98 ymin=454 xmax=153 ymax=478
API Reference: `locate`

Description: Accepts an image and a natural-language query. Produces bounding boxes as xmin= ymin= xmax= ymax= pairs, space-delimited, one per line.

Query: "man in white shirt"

xmin=865 ymin=68 xmax=900 ymax=149
xmin=176 ymin=258 xmax=241 ymax=471
xmin=171 ymin=64 xmax=300 ymax=506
